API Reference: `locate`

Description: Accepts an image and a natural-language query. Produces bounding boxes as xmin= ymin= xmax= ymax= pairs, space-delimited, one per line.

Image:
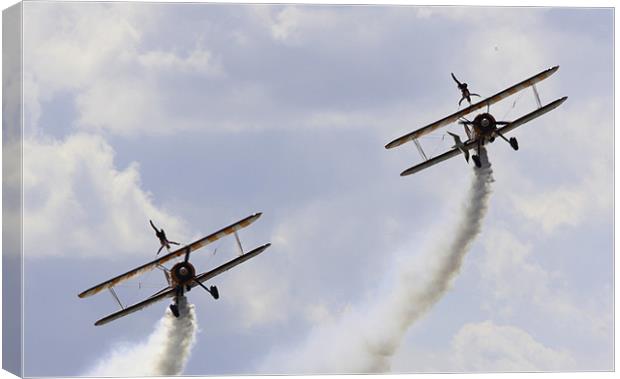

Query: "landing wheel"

xmin=210 ymin=285 xmax=220 ymax=300
xmin=170 ymin=304 xmax=180 ymax=318
xmin=510 ymin=137 xmax=519 ymax=151
xmin=489 ymin=136 xmax=495 ymax=143
xmin=472 ymin=155 xmax=481 ymax=168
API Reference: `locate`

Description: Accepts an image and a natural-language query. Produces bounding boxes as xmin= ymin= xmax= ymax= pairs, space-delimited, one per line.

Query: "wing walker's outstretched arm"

xmin=149 ymin=220 xmax=159 ymax=233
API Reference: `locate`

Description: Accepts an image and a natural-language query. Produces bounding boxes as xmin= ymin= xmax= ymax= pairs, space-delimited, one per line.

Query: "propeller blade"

xmin=184 ymin=247 xmax=191 ymax=263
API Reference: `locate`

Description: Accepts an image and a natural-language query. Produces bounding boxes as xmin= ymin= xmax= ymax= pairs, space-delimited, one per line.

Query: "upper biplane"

xmin=385 ymin=66 xmax=567 ymax=176
xmin=78 ymin=213 xmax=271 ymax=326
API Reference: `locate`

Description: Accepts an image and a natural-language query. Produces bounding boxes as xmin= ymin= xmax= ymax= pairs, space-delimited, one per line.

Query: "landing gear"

xmin=472 ymin=155 xmax=481 ymax=168
xmin=509 ymin=137 xmax=519 ymax=151
xmin=210 ymin=285 xmax=219 ymax=299
xmin=472 ymin=140 xmax=482 ymax=168
xmin=170 ymin=304 xmax=180 ymax=318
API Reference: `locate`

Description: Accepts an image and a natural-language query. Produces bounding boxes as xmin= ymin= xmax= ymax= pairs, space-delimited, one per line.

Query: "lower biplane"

xmin=78 ymin=213 xmax=271 ymax=326
xmin=385 ymin=66 xmax=567 ymax=176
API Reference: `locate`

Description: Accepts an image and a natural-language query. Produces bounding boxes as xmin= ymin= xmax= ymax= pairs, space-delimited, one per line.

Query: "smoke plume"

xmin=260 ymin=149 xmax=494 ymax=373
xmin=86 ymin=296 xmax=197 ymax=376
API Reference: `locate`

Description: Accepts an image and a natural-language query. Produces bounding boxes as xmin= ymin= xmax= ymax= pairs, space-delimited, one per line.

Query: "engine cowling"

xmin=170 ymin=262 xmax=196 ymax=286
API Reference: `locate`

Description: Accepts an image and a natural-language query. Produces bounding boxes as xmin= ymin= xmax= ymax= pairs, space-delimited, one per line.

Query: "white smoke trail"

xmin=260 ymin=148 xmax=494 ymax=374
xmin=86 ymin=296 xmax=197 ymax=376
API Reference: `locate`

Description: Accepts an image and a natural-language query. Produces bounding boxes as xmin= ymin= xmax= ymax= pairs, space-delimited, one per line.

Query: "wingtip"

xmin=385 ymin=140 xmax=399 ymax=149
xmin=555 ymin=96 xmax=568 ymax=106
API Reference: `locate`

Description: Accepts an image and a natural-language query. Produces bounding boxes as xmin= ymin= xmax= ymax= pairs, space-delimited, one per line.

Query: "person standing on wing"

xmin=451 ymin=73 xmax=480 ymax=106
xmin=150 ymin=220 xmax=180 ymax=255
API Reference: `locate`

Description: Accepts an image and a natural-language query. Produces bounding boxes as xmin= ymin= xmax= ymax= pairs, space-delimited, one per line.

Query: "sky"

xmin=10 ymin=2 xmax=614 ymax=376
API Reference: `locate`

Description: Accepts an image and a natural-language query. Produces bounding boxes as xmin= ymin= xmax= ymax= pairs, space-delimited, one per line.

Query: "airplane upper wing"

xmin=385 ymin=66 xmax=560 ymax=149
xmin=94 ymin=286 xmax=176 ymax=326
xmin=190 ymin=243 xmax=272 ymax=287
xmin=399 ymin=97 xmax=567 ymax=176
xmin=78 ymin=213 xmax=263 ymax=299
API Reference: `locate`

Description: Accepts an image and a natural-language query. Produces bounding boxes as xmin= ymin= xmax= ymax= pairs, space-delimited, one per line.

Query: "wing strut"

xmin=108 ymin=287 xmax=125 ymax=310
xmin=532 ymin=84 xmax=542 ymax=109
xmin=234 ymin=232 xmax=244 ymax=256
xmin=413 ymin=139 xmax=428 ymax=161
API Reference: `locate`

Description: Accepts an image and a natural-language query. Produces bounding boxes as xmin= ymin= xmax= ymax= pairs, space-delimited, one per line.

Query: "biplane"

xmin=385 ymin=66 xmax=567 ymax=176
xmin=78 ymin=213 xmax=271 ymax=326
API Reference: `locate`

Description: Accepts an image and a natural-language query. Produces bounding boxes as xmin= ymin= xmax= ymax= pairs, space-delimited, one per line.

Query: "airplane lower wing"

xmin=400 ymin=141 xmax=477 ymax=176
xmin=386 ymin=66 xmax=560 ymax=149
xmin=79 ymin=213 xmax=263 ymax=299
xmin=400 ymin=97 xmax=567 ymax=176
xmin=94 ymin=286 xmax=175 ymax=326
xmin=191 ymin=243 xmax=272 ymax=287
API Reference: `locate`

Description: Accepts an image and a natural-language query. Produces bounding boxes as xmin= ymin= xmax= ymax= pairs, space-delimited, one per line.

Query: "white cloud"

xmin=23 ymin=133 xmax=188 ymax=259
xmin=23 ymin=2 xmax=223 ymax=137
xmin=220 ymin=260 xmax=291 ymax=328
xmin=451 ymin=321 xmax=575 ymax=372
xmin=504 ymin=99 xmax=612 ymax=234
xmin=137 ymin=47 xmax=223 ymax=77
xmin=476 ymin=226 xmax=612 ymax=344
xmin=391 ymin=321 xmax=575 ymax=373
xmin=271 ymin=6 xmax=303 ymax=42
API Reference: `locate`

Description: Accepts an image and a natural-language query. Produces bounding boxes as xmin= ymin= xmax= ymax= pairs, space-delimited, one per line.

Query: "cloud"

xmin=220 ymin=260 xmax=291 ymax=328
xmin=391 ymin=321 xmax=575 ymax=373
xmin=475 ymin=226 xmax=612 ymax=344
xmin=23 ymin=2 xmax=223 ymax=137
xmin=505 ymin=100 xmax=612 ymax=234
xmin=451 ymin=321 xmax=575 ymax=372
xmin=23 ymin=133 xmax=188 ymax=259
